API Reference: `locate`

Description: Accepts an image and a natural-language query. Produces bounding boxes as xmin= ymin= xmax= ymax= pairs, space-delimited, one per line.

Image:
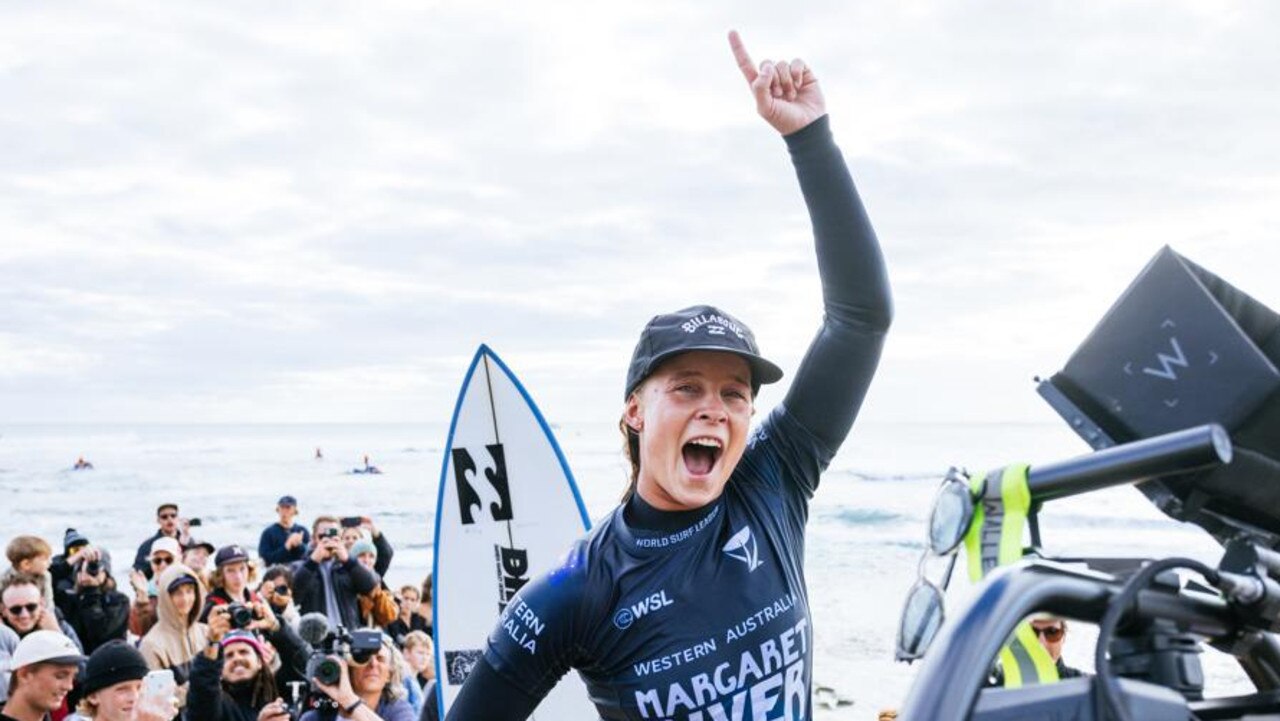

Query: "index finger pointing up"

xmin=728 ymin=30 xmax=757 ymax=83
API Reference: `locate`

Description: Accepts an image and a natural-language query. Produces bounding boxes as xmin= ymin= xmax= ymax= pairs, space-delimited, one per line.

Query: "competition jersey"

xmin=485 ymin=405 xmax=832 ymax=721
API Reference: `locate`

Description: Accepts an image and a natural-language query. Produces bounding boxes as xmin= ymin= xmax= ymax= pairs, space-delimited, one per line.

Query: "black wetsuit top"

xmin=447 ymin=115 xmax=891 ymax=721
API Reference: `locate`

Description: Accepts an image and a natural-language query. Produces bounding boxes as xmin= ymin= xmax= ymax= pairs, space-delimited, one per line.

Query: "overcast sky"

xmin=2 ymin=1 xmax=1278 ymax=426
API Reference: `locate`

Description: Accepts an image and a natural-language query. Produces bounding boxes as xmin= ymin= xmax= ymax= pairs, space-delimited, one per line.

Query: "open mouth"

xmin=682 ymin=437 xmax=723 ymax=476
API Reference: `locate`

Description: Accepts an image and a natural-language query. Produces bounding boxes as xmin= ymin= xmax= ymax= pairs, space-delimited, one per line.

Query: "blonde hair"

xmin=76 ymin=695 xmax=100 ymax=717
xmin=403 ymin=630 xmax=432 ymax=652
xmin=375 ymin=632 xmax=408 ymax=703
xmin=6 ymin=536 xmax=52 ymax=565
xmin=210 ymin=561 xmax=258 ymax=591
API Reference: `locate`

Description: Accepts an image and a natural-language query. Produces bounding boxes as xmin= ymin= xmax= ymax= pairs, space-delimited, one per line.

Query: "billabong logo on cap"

xmin=681 ymin=313 xmax=746 ymax=339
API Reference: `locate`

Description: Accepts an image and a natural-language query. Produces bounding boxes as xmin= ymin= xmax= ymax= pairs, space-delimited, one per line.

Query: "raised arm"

xmin=731 ymin=30 xmax=893 ymax=453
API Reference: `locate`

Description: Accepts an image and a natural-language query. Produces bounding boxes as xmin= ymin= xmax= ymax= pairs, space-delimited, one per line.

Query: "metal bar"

xmin=898 ymin=561 xmax=1233 ymax=721
xmin=1027 ymin=424 xmax=1231 ymax=502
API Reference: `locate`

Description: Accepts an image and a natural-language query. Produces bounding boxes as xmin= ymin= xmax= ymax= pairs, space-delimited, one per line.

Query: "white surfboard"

xmin=432 ymin=344 xmax=594 ymax=719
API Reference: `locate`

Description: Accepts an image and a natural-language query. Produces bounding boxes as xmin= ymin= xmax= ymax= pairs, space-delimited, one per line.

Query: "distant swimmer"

xmin=73 ymin=456 xmax=94 ymax=471
xmin=350 ymin=454 xmax=382 ymax=475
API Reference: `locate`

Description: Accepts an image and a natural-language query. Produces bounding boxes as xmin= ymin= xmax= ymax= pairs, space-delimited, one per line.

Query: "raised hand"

xmin=728 ymin=30 xmax=826 ymax=136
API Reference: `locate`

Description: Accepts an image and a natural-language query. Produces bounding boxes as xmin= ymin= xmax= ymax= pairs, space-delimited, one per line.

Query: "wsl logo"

xmin=723 ymin=526 xmax=762 ymax=572
xmin=613 ymin=590 xmax=674 ymax=630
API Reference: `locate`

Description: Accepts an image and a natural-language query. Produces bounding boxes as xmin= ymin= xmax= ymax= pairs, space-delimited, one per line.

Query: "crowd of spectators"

xmin=1 ymin=496 xmax=436 ymax=721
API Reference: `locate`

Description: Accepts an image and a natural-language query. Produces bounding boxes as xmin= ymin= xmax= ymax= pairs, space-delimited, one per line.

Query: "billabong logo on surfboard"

xmin=433 ymin=345 xmax=594 ymax=719
xmin=722 ymin=526 xmax=762 ymax=572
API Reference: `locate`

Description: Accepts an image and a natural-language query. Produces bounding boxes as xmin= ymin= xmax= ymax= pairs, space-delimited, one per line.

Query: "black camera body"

xmin=305 ymin=625 xmax=382 ymax=687
xmin=83 ymin=559 xmax=101 ymax=576
xmin=226 ymin=602 xmax=255 ymax=630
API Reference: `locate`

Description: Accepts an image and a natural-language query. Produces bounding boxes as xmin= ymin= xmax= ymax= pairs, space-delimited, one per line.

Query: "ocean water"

xmin=0 ymin=420 xmax=1242 ymax=714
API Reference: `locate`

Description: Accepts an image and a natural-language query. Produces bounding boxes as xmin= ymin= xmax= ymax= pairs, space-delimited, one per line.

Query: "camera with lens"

xmin=317 ymin=527 xmax=340 ymax=541
xmin=305 ymin=625 xmax=382 ymax=687
xmin=83 ymin=559 xmax=101 ymax=576
xmin=226 ymin=603 xmax=255 ymax=630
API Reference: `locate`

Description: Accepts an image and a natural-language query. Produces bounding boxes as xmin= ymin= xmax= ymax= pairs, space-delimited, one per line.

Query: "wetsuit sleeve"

xmin=445 ymin=657 xmax=540 ymax=721
xmin=451 ymin=548 xmax=591 ymax=718
xmin=780 ymin=114 xmax=892 ymax=456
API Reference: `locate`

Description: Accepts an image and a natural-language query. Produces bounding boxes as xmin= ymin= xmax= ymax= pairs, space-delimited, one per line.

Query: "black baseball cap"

xmin=215 ymin=544 xmax=250 ymax=567
xmin=624 ymin=305 xmax=783 ymax=399
xmin=277 ymin=495 xmax=298 ymax=507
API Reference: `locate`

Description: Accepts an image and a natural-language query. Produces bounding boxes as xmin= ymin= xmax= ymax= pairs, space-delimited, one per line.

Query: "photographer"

xmin=186 ymin=602 xmax=311 ymax=721
xmin=260 ymin=565 xmax=300 ymax=631
xmin=292 ymin=518 xmax=379 ymax=630
xmin=60 ymin=554 xmax=129 ymax=655
xmin=301 ymin=634 xmax=414 ymax=721
xmin=201 ymin=546 xmax=264 ymax=623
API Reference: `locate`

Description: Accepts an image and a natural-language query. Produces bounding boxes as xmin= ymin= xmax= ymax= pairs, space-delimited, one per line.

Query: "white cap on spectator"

xmin=150 ymin=537 xmax=182 ymax=559
xmin=10 ymin=630 xmax=85 ymax=670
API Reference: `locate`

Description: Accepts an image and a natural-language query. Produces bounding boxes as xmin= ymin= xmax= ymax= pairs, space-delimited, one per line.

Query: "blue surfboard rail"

xmin=431 ymin=343 xmax=592 ymax=720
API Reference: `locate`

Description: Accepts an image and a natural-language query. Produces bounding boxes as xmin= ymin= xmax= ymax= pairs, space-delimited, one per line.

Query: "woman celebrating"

xmin=448 ymin=31 xmax=891 ymax=721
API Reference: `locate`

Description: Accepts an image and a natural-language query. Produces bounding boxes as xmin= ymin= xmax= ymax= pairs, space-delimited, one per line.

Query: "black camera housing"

xmin=306 ymin=626 xmax=383 ymax=687
xmin=226 ymin=603 xmax=255 ymax=630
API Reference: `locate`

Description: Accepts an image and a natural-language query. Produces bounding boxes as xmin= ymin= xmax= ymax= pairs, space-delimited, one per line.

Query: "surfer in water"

xmin=447 ymin=31 xmax=891 ymax=720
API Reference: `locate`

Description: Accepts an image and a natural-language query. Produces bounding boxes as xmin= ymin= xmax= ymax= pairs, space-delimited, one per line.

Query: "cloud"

xmin=2 ymin=1 xmax=1279 ymax=422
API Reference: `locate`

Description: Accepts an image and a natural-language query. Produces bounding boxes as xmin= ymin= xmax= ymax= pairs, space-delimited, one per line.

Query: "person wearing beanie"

xmin=186 ymin=601 xmax=310 ymax=721
xmin=1 ymin=630 xmax=85 ymax=721
xmin=350 ymin=543 xmax=397 ymax=628
xmin=49 ymin=531 xmax=124 ymax=651
xmin=339 ymin=519 xmax=395 ymax=579
xmin=67 ymin=640 xmax=174 ymax=721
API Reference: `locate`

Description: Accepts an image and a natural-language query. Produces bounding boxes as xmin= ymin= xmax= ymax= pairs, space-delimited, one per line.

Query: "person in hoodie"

xmin=138 ymin=563 xmax=208 ymax=705
xmin=185 ymin=603 xmax=312 ymax=721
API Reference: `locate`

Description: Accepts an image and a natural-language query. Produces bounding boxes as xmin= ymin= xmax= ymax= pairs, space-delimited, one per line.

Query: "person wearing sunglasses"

xmin=131 ymin=503 xmax=189 ymax=579
xmin=128 ymin=538 xmax=182 ymax=639
xmin=0 ymin=572 xmax=83 ymax=653
xmin=301 ymin=633 xmax=415 ymax=721
xmin=989 ymin=615 xmax=1085 ymax=686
